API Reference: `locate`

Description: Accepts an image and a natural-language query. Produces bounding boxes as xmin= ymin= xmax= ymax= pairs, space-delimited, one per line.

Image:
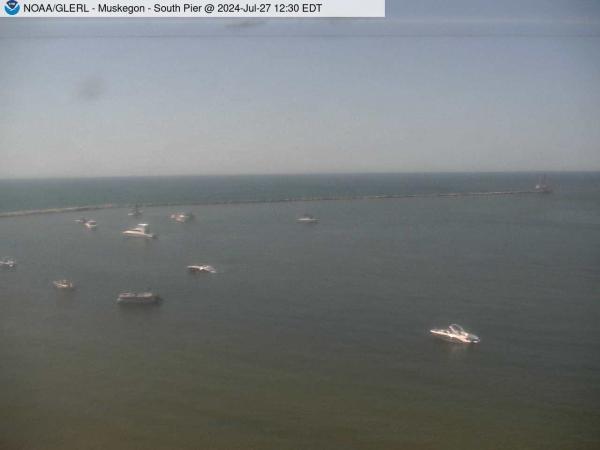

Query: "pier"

xmin=0 ymin=190 xmax=547 ymax=219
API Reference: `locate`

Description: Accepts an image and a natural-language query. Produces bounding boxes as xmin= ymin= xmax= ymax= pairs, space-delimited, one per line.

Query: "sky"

xmin=1 ymin=0 xmax=600 ymax=177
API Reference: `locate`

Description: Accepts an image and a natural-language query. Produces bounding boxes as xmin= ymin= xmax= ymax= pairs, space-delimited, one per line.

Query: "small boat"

xmin=0 ymin=258 xmax=16 ymax=268
xmin=187 ymin=265 xmax=217 ymax=274
xmin=75 ymin=217 xmax=88 ymax=224
xmin=53 ymin=279 xmax=75 ymax=290
xmin=128 ymin=205 xmax=143 ymax=217
xmin=123 ymin=224 xmax=156 ymax=239
xmin=297 ymin=214 xmax=319 ymax=224
xmin=117 ymin=291 xmax=161 ymax=305
xmin=84 ymin=220 xmax=97 ymax=229
xmin=170 ymin=212 xmax=194 ymax=223
xmin=534 ymin=174 xmax=553 ymax=194
xmin=430 ymin=324 xmax=480 ymax=344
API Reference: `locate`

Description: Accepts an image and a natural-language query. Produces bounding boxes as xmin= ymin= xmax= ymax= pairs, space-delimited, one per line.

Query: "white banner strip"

xmin=3 ymin=0 xmax=385 ymax=18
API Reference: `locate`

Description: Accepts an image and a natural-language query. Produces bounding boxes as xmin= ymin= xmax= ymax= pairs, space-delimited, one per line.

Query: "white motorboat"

xmin=430 ymin=324 xmax=480 ymax=344
xmin=0 ymin=258 xmax=16 ymax=268
xmin=75 ymin=217 xmax=88 ymax=224
xmin=170 ymin=212 xmax=194 ymax=223
xmin=117 ymin=292 xmax=161 ymax=305
xmin=123 ymin=223 xmax=156 ymax=239
xmin=53 ymin=279 xmax=75 ymax=290
xmin=84 ymin=220 xmax=97 ymax=229
xmin=187 ymin=265 xmax=217 ymax=274
xmin=297 ymin=214 xmax=319 ymax=224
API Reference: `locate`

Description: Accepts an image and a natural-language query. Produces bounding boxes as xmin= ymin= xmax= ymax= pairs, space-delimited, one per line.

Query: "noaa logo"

xmin=4 ymin=0 xmax=20 ymax=15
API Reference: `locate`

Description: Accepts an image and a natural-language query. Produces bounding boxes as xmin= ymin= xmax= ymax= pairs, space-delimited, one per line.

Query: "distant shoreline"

xmin=0 ymin=190 xmax=544 ymax=218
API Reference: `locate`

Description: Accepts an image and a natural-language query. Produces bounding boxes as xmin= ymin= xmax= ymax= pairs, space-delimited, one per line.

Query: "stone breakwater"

xmin=0 ymin=190 xmax=543 ymax=218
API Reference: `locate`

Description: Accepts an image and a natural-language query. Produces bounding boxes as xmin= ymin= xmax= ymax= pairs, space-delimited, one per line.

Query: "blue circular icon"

xmin=5 ymin=0 xmax=20 ymax=15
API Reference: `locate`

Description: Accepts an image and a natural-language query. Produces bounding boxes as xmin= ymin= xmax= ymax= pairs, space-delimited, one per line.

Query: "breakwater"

xmin=0 ymin=190 xmax=545 ymax=218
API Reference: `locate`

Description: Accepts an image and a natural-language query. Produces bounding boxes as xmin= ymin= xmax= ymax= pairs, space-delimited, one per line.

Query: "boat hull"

xmin=430 ymin=330 xmax=480 ymax=344
xmin=117 ymin=293 xmax=161 ymax=305
xmin=117 ymin=297 xmax=161 ymax=305
xmin=187 ymin=265 xmax=216 ymax=274
xmin=122 ymin=231 xmax=156 ymax=239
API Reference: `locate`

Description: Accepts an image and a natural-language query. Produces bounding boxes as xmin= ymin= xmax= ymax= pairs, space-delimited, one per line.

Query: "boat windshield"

xmin=449 ymin=324 xmax=466 ymax=334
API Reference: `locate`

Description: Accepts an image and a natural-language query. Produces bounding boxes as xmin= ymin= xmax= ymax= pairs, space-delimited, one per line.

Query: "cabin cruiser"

xmin=170 ymin=212 xmax=194 ymax=223
xmin=84 ymin=220 xmax=97 ymax=230
xmin=430 ymin=324 xmax=480 ymax=344
xmin=122 ymin=223 xmax=156 ymax=239
xmin=53 ymin=279 xmax=75 ymax=290
xmin=117 ymin=292 xmax=161 ymax=305
xmin=187 ymin=265 xmax=217 ymax=274
xmin=0 ymin=258 xmax=16 ymax=268
xmin=128 ymin=205 xmax=143 ymax=217
xmin=297 ymin=214 xmax=319 ymax=224
xmin=75 ymin=217 xmax=88 ymax=224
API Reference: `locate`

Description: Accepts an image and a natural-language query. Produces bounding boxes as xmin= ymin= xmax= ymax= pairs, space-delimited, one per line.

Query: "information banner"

xmin=2 ymin=0 xmax=385 ymax=18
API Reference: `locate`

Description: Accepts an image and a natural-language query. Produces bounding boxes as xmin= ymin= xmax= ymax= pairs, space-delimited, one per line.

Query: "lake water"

xmin=1 ymin=173 xmax=599 ymax=449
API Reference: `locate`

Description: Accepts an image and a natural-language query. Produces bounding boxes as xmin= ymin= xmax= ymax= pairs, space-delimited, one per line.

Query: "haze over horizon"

xmin=1 ymin=169 xmax=599 ymax=182
xmin=1 ymin=0 xmax=600 ymax=178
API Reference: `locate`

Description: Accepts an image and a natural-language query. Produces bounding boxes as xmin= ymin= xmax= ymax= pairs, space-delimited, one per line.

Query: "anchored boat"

xmin=535 ymin=174 xmax=553 ymax=194
xmin=187 ymin=265 xmax=217 ymax=274
xmin=128 ymin=205 xmax=143 ymax=217
xmin=430 ymin=324 xmax=480 ymax=344
xmin=53 ymin=279 xmax=75 ymax=290
xmin=170 ymin=212 xmax=194 ymax=223
xmin=0 ymin=258 xmax=16 ymax=268
xmin=297 ymin=214 xmax=319 ymax=224
xmin=117 ymin=292 xmax=161 ymax=305
xmin=123 ymin=224 xmax=156 ymax=239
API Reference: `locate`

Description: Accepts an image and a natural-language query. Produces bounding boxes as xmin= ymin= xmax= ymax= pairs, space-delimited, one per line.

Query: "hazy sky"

xmin=1 ymin=0 xmax=600 ymax=177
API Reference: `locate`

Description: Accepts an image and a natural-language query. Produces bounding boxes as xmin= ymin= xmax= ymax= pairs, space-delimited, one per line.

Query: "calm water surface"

xmin=1 ymin=174 xmax=599 ymax=449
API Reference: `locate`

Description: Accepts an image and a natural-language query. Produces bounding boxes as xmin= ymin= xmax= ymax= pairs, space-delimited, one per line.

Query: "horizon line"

xmin=1 ymin=169 xmax=599 ymax=181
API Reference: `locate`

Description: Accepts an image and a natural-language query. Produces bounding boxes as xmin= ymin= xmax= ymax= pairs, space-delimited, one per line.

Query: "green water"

xmin=1 ymin=174 xmax=599 ymax=449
